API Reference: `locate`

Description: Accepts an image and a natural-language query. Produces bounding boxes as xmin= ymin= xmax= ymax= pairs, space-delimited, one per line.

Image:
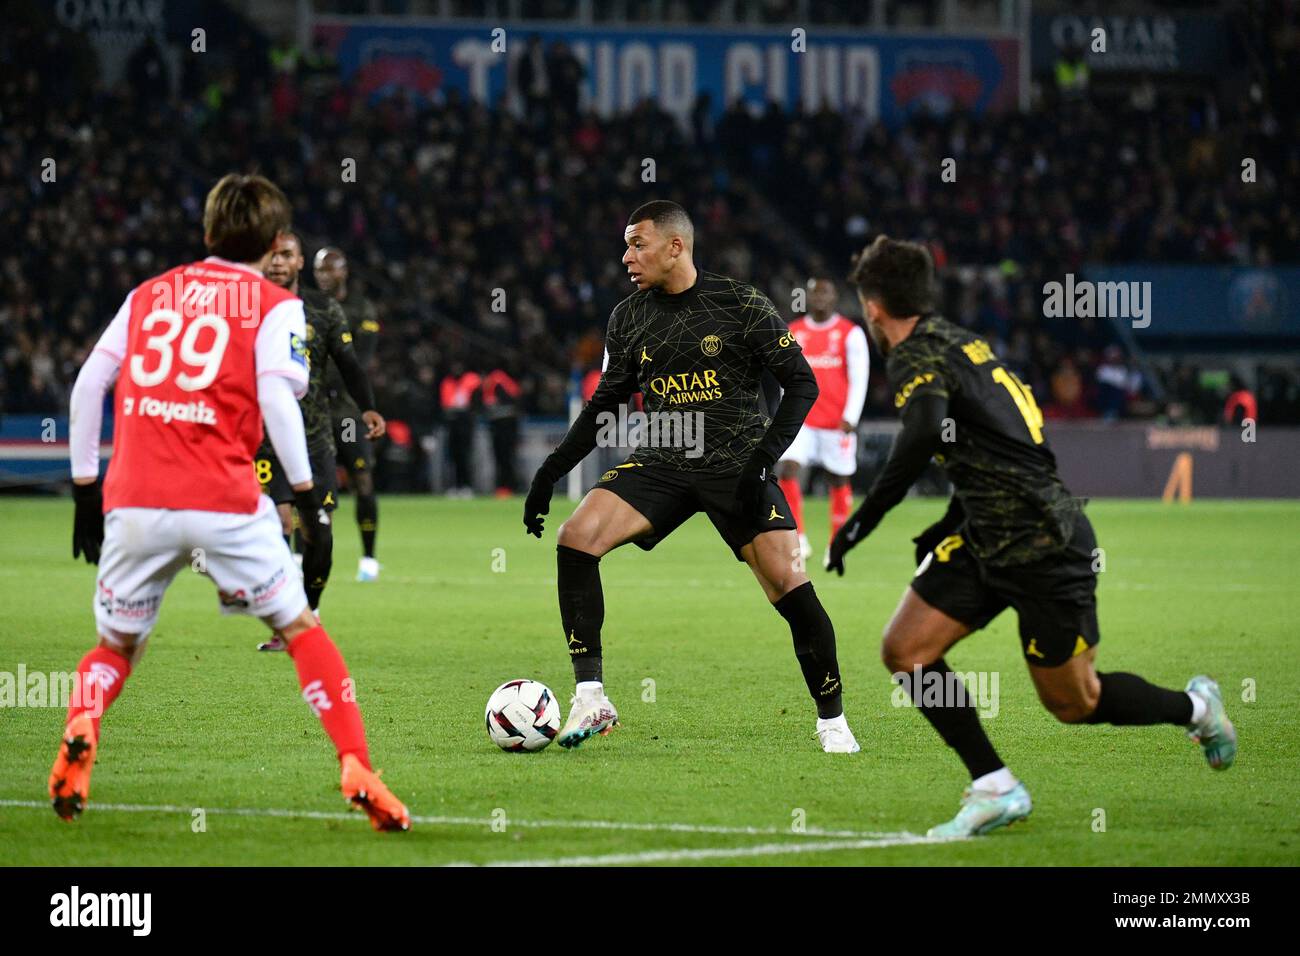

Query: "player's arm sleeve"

xmin=69 ymin=292 xmax=132 ymax=480
xmin=842 ymin=324 xmax=869 ymax=427
xmin=742 ymin=289 xmax=818 ymax=468
xmin=326 ymin=303 xmax=377 ymax=411
xmin=356 ymin=302 xmax=380 ymax=365
xmin=255 ymin=299 xmax=310 ymax=399
xmin=843 ymin=391 xmax=949 ymax=541
xmin=538 ymin=310 xmax=637 ymax=482
xmin=258 ymin=374 xmax=312 ymax=487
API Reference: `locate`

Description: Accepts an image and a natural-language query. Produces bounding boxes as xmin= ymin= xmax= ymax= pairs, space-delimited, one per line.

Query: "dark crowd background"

xmin=3 ymin=0 xmax=1298 ymax=491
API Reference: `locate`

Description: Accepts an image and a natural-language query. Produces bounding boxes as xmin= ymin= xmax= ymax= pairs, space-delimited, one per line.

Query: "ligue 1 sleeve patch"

xmin=290 ymin=332 xmax=308 ymax=367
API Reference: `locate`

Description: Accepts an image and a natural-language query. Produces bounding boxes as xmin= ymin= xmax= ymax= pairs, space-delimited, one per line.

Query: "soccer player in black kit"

xmin=523 ymin=201 xmax=858 ymax=753
xmin=826 ymin=237 xmax=1237 ymax=836
xmin=254 ymin=233 xmax=385 ymax=650
xmin=315 ymin=247 xmax=383 ymax=582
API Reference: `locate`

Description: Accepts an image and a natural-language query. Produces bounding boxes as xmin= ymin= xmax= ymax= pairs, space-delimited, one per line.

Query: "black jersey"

xmin=588 ymin=271 xmax=813 ymax=474
xmin=887 ymin=315 xmax=1080 ymax=565
xmin=258 ymin=287 xmax=356 ymax=460
xmin=328 ymin=292 xmax=378 ymax=418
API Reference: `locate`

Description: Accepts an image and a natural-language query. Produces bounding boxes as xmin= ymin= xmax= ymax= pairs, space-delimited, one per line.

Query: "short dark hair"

xmin=848 ymin=236 xmax=936 ymax=318
xmin=203 ymin=173 xmax=291 ymax=262
xmin=626 ymin=200 xmax=694 ymax=248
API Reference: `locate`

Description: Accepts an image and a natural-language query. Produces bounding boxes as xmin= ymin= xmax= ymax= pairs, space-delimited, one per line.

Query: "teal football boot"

xmin=926 ymin=782 xmax=1033 ymax=838
xmin=1186 ymin=676 xmax=1237 ymax=770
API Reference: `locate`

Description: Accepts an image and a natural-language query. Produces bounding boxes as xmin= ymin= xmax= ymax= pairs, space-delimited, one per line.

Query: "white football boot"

xmin=357 ymin=556 xmax=381 ymax=582
xmin=557 ymin=684 xmax=619 ymax=749
xmin=815 ymin=714 xmax=861 ymax=753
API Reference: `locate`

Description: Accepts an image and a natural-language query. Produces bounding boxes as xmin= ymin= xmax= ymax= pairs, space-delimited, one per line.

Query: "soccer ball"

xmin=485 ymin=679 xmax=561 ymax=752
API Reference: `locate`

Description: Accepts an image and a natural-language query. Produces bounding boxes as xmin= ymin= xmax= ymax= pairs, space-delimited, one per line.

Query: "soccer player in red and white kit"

xmin=55 ymin=174 xmax=409 ymax=831
xmin=777 ymin=277 xmax=869 ymax=561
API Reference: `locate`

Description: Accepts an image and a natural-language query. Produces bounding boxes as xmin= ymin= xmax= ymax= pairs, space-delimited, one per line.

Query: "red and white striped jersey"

xmin=93 ymin=258 xmax=307 ymax=514
xmin=788 ymin=313 xmax=869 ymax=429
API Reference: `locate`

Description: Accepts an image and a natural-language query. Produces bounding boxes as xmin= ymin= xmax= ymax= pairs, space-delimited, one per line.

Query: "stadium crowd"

xmin=3 ymin=3 xmax=1298 ymax=456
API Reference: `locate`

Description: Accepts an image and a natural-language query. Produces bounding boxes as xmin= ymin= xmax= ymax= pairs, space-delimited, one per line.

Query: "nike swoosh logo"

xmin=845 ymin=522 xmax=860 ymax=542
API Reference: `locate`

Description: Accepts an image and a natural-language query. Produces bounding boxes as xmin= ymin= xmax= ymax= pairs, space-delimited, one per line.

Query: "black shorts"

xmin=910 ymin=513 xmax=1100 ymax=667
xmin=333 ymin=414 xmax=375 ymax=475
xmin=592 ymin=460 xmax=797 ymax=561
xmin=255 ymin=444 xmax=339 ymax=512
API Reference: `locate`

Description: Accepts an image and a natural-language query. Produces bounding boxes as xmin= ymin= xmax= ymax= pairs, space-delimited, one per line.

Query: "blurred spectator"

xmin=483 ymin=364 xmax=523 ymax=496
xmin=1223 ymin=374 xmax=1258 ymax=426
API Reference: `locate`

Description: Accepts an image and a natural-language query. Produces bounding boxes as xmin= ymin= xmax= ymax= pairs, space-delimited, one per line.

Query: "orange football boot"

xmin=340 ymin=753 xmax=410 ymax=832
xmin=49 ymin=713 xmax=98 ymax=821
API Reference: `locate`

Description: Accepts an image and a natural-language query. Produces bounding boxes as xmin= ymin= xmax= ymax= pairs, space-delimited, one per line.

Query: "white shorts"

xmin=94 ymin=495 xmax=307 ymax=636
xmin=781 ymin=425 xmax=858 ymax=476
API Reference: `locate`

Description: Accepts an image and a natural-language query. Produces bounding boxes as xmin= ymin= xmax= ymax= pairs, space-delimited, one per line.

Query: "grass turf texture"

xmin=1 ymin=495 xmax=1297 ymax=866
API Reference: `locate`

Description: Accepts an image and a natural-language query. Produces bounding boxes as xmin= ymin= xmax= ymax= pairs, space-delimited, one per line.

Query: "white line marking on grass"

xmin=0 ymin=798 xmax=934 ymax=843
xmin=457 ymin=834 xmax=952 ymax=867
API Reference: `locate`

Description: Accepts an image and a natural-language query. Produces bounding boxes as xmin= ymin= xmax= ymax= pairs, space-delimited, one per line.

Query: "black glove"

xmin=824 ymin=512 xmax=865 ymax=577
xmin=72 ymin=480 xmax=104 ymax=565
xmin=294 ymin=486 xmax=333 ymax=566
xmin=735 ymin=455 xmax=772 ymax=523
xmin=523 ymin=468 xmax=557 ymax=538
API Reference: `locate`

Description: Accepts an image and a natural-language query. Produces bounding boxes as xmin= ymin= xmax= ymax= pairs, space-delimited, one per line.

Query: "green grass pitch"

xmin=1 ymin=495 xmax=1297 ymax=866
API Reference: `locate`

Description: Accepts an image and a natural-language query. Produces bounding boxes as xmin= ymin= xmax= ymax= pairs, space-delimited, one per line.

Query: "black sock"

xmin=1083 ymin=672 xmax=1193 ymax=725
xmin=557 ymin=545 xmax=603 ymax=683
xmin=773 ymin=581 xmax=843 ymax=719
xmin=894 ymin=659 xmax=1004 ymax=779
xmin=357 ymin=493 xmax=378 ymax=558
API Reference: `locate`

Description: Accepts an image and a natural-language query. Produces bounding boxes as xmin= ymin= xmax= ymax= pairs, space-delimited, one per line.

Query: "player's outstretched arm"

xmin=326 ymin=305 xmax=385 ymax=438
xmin=68 ymin=294 xmax=131 ymax=564
xmin=735 ymin=289 xmax=819 ymax=518
xmin=68 ymin=349 xmax=121 ymax=564
xmin=826 ymin=391 xmax=947 ymax=575
xmin=524 ymin=312 xmax=636 ymax=537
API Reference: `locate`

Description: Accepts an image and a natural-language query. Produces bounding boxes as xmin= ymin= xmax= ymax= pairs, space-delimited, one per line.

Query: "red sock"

xmin=69 ymin=645 xmax=131 ymax=740
xmin=829 ymin=484 xmax=854 ymax=540
xmin=779 ymin=477 xmax=804 ymax=534
xmin=287 ymin=625 xmax=371 ymax=770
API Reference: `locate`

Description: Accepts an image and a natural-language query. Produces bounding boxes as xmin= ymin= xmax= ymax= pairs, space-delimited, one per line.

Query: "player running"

xmin=523 ymin=200 xmax=859 ymax=754
xmin=314 ymin=247 xmax=383 ymax=582
xmin=776 ymin=276 xmax=869 ymax=563
xmin=826 ymin=236 xmax=1236 ymax=837
xmin=253 ymin=232 xmax=385 ymax=645
xmin=57 ymin=174 xmax=409 ymax=831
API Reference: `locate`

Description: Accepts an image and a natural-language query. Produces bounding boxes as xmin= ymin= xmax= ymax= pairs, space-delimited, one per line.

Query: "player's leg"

xmin=778 ymin=426 xmax=812 ymax=558
xmin=1013 ymin=511 xmax=1235 ymax=769
xmin=551 ymin=466 xmax=681 ymax=749
xmin=1022 ymin=622 xmax=1236 ymax=769
xmin=352 ymin=456 xmax=380 ymax=581
xmin=205 ymin=498 xmax=409 ymax=830
xmin=335 ymin=416 xmax=381 ymax=581
xmin=741 ymin=526 xmax=858 ymax=752
xmin=901 ymin=544 xmax=1032 ymax=837
xmin=301 ymin=453 xmax=339 ymax=611
xmin=819 ymin=427 xmax=857 ymax=549
xmin=50 ymin=509 xmax=184 ymax=819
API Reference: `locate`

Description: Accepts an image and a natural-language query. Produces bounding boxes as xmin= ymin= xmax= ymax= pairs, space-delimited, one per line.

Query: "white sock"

xmin=972 ymin=767 xmax=1019 ymax=795
xmin=576 ymin=680 xmax=604 ymax=700
xmin=816 ymin=713 xmax=847 ymax=730
xmin=1187 ymin=691 xmax=1207 ymax=727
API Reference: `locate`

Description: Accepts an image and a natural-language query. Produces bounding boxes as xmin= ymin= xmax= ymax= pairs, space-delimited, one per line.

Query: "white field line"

xmin=0 ymin=798 xmax=933 ymax=842
xmin=459 ymin=833 xmax=953 ymax=867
